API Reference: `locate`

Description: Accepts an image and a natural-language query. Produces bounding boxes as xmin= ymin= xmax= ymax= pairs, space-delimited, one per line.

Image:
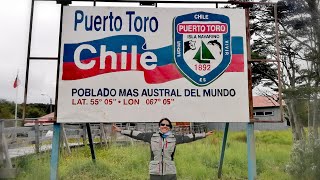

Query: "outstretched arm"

xmin=175 ymin=130 xmax=214 ymax=145
xmin=113 ymin=125 xmax=153 ymax=143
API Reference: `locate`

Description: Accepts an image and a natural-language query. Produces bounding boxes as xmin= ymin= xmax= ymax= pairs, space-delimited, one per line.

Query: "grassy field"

xmin=14 ymin=130 xmax=293 ymax=180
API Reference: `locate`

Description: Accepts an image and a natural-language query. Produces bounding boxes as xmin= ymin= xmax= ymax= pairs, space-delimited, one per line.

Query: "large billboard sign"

xmin=57 ymin=6 xmax=249 ymax=123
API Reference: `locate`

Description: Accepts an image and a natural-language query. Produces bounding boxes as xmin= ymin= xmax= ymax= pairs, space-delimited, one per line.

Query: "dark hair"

xmin=159 ymin=118 xmax=173 ymax=129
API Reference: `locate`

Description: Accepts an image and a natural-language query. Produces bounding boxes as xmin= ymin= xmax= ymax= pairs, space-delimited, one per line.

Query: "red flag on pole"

xmin=13 ymin=75 xmax=20 ymax=88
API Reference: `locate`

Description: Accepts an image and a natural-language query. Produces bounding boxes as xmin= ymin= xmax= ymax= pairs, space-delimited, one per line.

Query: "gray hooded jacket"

xmin=121 ymin=130 xmax=206 ymax=175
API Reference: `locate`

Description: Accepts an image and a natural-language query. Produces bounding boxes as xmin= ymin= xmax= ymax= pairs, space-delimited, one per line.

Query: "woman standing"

xmin=113 ymin=118 xmax=213 ymax=180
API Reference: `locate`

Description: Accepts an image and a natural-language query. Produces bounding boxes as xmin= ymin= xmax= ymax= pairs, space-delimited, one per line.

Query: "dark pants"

xmin=150 ymin=174 xmax=177 ymax=180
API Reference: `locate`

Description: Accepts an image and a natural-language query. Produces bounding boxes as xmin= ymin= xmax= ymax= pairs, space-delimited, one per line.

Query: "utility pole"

xmin=41 ymin=93 xmax=53 ymax=113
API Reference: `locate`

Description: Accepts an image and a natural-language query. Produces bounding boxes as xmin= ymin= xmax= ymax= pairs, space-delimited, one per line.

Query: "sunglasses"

xmin=160 ymin=123 xmax=170 ymax=127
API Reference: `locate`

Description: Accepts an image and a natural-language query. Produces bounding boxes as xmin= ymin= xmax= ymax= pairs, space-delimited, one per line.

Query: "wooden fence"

xmin=0 ymin=119 xmax=207 ymax=178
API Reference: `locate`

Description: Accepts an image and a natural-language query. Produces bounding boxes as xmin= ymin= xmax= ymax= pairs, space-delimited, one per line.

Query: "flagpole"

xmin=15 ymin=86 xmax=18 ymax=120
xmin=14 ymin=70 xmax=19 ymax=141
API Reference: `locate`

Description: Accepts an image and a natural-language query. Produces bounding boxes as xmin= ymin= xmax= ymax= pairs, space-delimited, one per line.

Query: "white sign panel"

xmin=57 ymin=6 xmax=249 ymax=123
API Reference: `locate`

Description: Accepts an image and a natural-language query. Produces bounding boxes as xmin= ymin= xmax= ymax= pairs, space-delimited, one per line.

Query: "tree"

xmin=25 ymin=107 xmax=45 ymax=119
xmin=251 ymin=52 xmax=278 ymax=88
xmin=250 ymin=1 xmax=320 ymax=178
xmin=0 ymin=99 xmax=48 ymax=120
xmin=250 ymin=0 xmax=320 ymax=141
xmin=222 ymin=1 xmax=279 ymax=89
xmin=276 ymin=0 xmax=320 ymax=139
xmin=0 ymin=99 xmax=15 ymax=119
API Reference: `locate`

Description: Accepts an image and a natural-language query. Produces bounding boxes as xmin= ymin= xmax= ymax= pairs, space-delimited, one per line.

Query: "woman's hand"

xmin=205 ymin=130 xmax=214 ymax=137
xmin=112 ymin=124 xmax=122 ymax=132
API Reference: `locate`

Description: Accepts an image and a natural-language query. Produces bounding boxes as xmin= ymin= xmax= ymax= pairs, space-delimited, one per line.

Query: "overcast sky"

xmin=0 ymin=0 xmax=272 ymax=104
xmin=0 ymin=0 xmax=60 ymax=104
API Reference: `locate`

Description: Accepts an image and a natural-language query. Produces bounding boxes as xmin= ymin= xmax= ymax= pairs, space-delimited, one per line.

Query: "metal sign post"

xmin=217 ymin=122 xmax=229 ymax=178
xmin=247 ymin=123 xmax=257 ymax=180
xmin=86 ymin=123 xmax=96 ymax=163
xmin=245 ymin=4 xmax=257 ymax=180
xmin=50 ymin=123 xmax=61 ymax=180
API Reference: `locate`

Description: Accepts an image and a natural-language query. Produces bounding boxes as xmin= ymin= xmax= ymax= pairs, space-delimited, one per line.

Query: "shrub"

xmin=286 ymin=138 xmax=320 ymax=180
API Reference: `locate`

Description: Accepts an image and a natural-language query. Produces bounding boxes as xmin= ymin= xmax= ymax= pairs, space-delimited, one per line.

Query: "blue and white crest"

xmin=174 ymin=12 xmax=231 ymax=86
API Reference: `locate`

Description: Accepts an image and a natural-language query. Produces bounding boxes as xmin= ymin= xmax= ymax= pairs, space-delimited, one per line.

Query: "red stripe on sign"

xmin=144 ymin=64 xmax=183 ymax=84
xmin=62 ymin=54 xmax=244 ymax=83
xmin=225 ymin=54 xmax=244 ymax=72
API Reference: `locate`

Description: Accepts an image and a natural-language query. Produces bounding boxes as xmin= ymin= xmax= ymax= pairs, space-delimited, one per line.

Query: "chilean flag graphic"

xmin=62 ymin=35 xmax=244 ymax=84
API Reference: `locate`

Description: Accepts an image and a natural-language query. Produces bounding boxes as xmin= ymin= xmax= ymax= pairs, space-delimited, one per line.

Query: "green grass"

xmin=14 ymin=130 xmax=292 ymax=180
